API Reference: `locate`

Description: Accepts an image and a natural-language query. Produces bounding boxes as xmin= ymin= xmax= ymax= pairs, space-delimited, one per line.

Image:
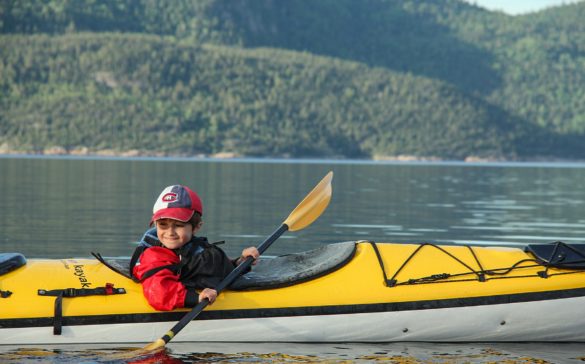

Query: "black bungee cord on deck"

xmin=367 ymin=241 xmax=585 ymax=288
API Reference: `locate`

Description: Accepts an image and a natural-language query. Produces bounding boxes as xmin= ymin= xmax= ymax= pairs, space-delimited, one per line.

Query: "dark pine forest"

xmin=1 ymin=0 xmax=584 ymax=160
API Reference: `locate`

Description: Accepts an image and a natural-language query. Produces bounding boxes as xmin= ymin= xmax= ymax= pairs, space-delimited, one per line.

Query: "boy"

xmin=131 ymin=185 xmax=259 ymax=311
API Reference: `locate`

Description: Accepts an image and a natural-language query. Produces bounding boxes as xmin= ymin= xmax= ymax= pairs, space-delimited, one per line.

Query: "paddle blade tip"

xmin=284 ymin=171 xmax=333 ymax=231
xmin=143 ymin=338 xmax=166 ymax=351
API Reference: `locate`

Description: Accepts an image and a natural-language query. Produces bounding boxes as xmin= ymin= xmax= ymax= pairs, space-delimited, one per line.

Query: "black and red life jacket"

xmin=129 ymin=235 xmax=237 ymax=290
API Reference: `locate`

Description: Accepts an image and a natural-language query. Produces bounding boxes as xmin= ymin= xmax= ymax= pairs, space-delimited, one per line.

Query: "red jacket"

xmin=132 ymin=246 xmax=192 ymax=311
xmin=132 ymin=238 xmax=238 ymax=311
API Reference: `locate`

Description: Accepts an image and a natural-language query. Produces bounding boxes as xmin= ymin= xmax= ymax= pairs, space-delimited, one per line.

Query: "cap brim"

xmin=150 ymin=208 xmax=195 ymax=224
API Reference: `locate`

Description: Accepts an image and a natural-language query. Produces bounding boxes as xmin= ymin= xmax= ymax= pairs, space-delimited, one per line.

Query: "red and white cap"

xmin=150 ymin=185 xmax=203 ymax=224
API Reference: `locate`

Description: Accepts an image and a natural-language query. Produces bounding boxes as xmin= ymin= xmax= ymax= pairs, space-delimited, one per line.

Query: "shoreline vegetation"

xmin=1 ymin=146 xmax=583 ymax=164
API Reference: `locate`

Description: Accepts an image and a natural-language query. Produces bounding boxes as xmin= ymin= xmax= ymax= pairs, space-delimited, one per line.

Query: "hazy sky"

xmin=465 ymin=0 xmax=582 ymax=15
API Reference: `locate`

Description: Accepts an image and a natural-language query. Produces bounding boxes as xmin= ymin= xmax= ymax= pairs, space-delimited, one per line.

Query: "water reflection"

xmin=1 ymin=342 xmax=585 ymax=363
xmin=2 ymin=157 xmax=585 ymax=256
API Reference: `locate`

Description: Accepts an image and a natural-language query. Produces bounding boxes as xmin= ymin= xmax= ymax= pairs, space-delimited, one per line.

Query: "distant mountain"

xmin=1 ymin=0 xmax=584 ymax=160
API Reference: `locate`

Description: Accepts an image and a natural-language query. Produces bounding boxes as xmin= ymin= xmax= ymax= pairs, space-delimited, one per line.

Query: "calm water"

xmin=2 ymin=156 xmax=585 ymax=363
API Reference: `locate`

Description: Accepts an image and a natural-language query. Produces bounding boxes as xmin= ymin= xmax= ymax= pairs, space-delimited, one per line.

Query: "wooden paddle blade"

xmin=142 ymin=338 xmax=166 ymax=351
xmin=101 ymin=342 xmax=167 ymax=361
xmin=284 ymin=171 xmax=333 ymax=232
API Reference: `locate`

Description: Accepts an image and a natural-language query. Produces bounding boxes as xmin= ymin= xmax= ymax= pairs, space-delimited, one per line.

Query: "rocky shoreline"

xmin=0 ymin=146 xmax=583 ymax=163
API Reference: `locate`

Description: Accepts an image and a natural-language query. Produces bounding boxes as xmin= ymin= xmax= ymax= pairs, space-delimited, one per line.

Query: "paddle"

xmin=142 ymin=171 xmax=333 ymax=351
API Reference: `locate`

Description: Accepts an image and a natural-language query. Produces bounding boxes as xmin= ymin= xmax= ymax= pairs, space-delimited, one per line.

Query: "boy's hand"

xmin=239 ymin=247 xmax=260 ymax=265
xmin=199 ymin=288 xmax=218 ymax=304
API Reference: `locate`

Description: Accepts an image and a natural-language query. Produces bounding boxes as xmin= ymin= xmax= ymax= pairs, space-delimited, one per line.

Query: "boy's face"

xmin=155 ymin=218 xmax=201 ymax=250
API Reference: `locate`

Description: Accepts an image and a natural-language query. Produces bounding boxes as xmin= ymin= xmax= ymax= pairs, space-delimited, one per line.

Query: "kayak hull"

xmin=2 ymin=241 xmax=585 ymax=344
xmin=3 ymin=295 xmax=585 ymax=344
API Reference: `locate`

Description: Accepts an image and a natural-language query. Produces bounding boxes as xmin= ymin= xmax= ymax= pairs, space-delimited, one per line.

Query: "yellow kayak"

xmin=1 ymin=241 xmax=585 ymax=344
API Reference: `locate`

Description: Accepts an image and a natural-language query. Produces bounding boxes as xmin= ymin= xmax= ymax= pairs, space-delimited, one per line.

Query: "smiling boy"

xmin=131 ymin=185 xmax=259 ymax=311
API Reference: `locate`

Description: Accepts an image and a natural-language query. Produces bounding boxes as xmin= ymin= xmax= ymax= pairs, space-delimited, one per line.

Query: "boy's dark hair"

xmin=189 ymin=212 xmax=202 ymax=227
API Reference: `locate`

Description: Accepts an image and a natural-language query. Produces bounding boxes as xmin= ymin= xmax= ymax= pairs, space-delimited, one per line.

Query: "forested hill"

xmin=1 ymin=0 xmax=584 ymax=160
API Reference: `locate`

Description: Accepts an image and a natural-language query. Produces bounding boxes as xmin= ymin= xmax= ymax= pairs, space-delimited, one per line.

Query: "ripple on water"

xmin=1 ymin=343 xmax=585 ymax=363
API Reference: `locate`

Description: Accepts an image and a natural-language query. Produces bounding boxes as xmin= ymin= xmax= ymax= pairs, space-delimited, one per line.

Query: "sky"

xmin=464 ymin=0 xmax=582 ymax=15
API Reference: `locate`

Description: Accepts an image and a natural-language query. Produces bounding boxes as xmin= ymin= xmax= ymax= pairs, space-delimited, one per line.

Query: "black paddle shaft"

xmin=160 ymin=224 xmax=289 ymax=344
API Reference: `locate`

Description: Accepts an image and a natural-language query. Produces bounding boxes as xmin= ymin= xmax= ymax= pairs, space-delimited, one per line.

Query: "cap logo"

xmin=162 ymin=192 xmax=178 ymax=203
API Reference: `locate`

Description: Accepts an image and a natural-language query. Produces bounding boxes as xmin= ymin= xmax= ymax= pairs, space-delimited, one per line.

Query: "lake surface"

xmin=2 ymin=156 xmax=585 ymax=363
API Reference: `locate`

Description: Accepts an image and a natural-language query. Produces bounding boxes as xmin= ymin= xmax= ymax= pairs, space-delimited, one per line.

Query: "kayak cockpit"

xmin=95 ymin=241 xmax=357 ymax=290
xmin=230 ymin=241 xmax=356 ymax=290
